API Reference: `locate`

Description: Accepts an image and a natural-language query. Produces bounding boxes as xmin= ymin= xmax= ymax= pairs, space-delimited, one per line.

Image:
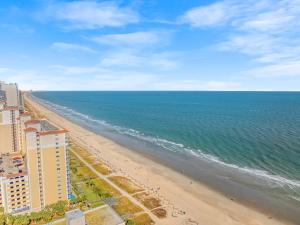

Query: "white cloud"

xmin=179 ymin=1 xmax=238 ymax=27
xmin=0 ymin=24 xmax=35 ymax=34
xmin=0 ymin=67 xmax=51 ymax=90
xmin=90 ymin=31 xmax=160 ymax=46
xmin=183 ymin=0 xmax=300 ymax=77
xmin=50 ymin=65 xmax=106 ymax=75
xmin=100 ymin=50 xmax=179 ymax=71
xmin=51 ymin=42 xmax=97 ymax=53
xmin=0 ymin=65 xmax=243 ymax=91
xmin=246 ymin=61 xmax=300 ymax=77
xmin=86 ymin=73 xmax=152 ymax=90
xmin=43 ymin=1 xmax=139 ymax=29
xmin=154 ymin=80 xmax=241 ymax=91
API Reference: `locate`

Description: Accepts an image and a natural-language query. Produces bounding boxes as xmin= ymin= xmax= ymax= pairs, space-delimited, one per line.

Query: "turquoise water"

xmin=32 ymin=91 xmax=300 ymax=206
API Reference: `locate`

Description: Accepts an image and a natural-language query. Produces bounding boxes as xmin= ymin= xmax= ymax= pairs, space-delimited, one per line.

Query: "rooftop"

xmin=40 ymin=120 xmax=59 ymax=131
xmin=66 ymin=209 xmax=85 ymax=221
xmin=24 ymin=119 xmax=68 ymax=135
xmin=0 ymin=153 xmax=27 ymax=178
xmin=86 ymin=206 xmax=124 ymax=225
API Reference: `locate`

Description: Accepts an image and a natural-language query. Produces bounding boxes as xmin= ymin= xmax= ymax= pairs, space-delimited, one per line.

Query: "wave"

xmin=30 ymin=94 xmax=300 ymax=191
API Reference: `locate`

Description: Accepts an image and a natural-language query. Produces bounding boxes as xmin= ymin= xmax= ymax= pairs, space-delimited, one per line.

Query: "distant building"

xmin=0 ymin=106 xmax=21 ymax=154
xmin=0 ymin=91 xmax=6 ymax=105
xmin=0 ymin=153 xmax=31 ymax=214
xmin=66 ymin=209 xmax=86 ymax=225
xmin=0 ymin=82 xmax=20 ymax=108
xmin=18 ymin=112 xmax=32 ymax=154
xmin=24 ymin=119 xmax=71 ymax=211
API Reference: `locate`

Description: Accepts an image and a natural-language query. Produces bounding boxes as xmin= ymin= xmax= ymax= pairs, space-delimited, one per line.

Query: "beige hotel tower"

xmin=0 ymin=82 xmax=70 ymax=214
xmin=24 ymin=119 xmax=71 ymax=211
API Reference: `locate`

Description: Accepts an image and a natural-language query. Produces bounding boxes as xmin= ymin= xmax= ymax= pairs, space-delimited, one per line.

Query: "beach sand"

xmin=25 ymin=94 xmax=294 ymax=225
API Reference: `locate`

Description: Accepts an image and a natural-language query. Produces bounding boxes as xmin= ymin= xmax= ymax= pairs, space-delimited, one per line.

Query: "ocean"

xmin=31 ymin=91 xmax=300 ymax=220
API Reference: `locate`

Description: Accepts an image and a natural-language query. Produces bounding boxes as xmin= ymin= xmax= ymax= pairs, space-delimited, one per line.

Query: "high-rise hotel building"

xmin=24 ymin=119 xmax=71 ymax=211
xmin=0 ymin=82 xmax=71 ymax=214
xmin=0 ymin=153 xmax=31 ymax=214
xmin=0 ymin=94 xmax=21 ymax=154
xmin=0 ymin=82 xmax=23 ymax=109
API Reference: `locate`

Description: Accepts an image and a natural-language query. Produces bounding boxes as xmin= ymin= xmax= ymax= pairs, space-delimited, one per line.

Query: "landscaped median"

xmin=69 ymin=146 xmax=155 ymax=224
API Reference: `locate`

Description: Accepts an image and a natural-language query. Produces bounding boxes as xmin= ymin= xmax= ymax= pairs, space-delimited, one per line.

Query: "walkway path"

xmin=70 ymin=148 xmax=161 ymax=224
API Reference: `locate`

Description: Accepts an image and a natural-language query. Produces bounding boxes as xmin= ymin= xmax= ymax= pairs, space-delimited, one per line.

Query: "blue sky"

xmin=0 ymin=0 xmax=300 ymax=91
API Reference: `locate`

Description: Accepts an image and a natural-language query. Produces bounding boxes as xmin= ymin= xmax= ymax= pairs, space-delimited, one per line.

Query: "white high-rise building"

xmin=0 ymin=82 xmax=20 ymax=107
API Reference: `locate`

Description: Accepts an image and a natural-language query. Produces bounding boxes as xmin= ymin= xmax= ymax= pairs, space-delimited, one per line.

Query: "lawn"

xmin=112 ymin=197 xmax=142 ymax=216
xmin=52 ymin=220 xmax=66 ymax=225
xmin=132 ymin=213 xmax=154 ymax=225
xmin=77 ymin=182 xmax=104 ymax=207
xmin=92 ymin=178 xmax=121 ymax=197
xmin=109 ymin=176 xmax=143 ymax=194
xmin=77 ymin=166 xmax=97 ymax=179
xmin=85 ymin=207 xmax=125 ymax=225
xmin=134 ymin=192 xmax=161 ymax=210
xmin=93 ymin=163 xmax=111 ymax=175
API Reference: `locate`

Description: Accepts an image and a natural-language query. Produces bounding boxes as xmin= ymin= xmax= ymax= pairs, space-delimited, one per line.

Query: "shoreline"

xmin=25 ymin=94 xmax=296 ymax=225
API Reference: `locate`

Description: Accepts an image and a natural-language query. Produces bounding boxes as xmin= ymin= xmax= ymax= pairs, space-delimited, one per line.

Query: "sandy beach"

xmin=24 ymin=94 xmax=294 ymax=225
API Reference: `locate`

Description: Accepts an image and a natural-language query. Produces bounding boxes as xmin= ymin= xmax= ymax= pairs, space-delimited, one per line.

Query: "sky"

xmin=0 ymin=0 xmax=300 ymax=91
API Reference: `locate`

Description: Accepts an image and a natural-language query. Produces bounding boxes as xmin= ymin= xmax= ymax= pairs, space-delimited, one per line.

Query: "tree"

xmin=29 ymin=212 xmax=43 ymax=223
xmin=40 ymin=210 xmax=52 ymax=223
xmin=12 ymin=215 xmax=30 ymax=225
xmin=0 ymin=214 xmax=6 ymax=225
xmin=6 ymin=214 xmax=15 ymax=225
xmin=51 ymin=201 xmax=67 ymax=217
xmin=126 ymin=220 xmax=135 ymax=225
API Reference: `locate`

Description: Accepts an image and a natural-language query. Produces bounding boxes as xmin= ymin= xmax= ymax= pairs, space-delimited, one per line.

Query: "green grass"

xmin=92 ymin=178 xmax=121 ymax=197
xmin=109 ymin=176 xmax=143 ymax=194
xmin=112 ymin=197 xmax=142 ymax=216
xmin=131 ymin=213 xmax=154 ymax=225
xmin=85 ymin=210 xmax=102 ymax=225
xmin=78 ymin=183 xmax=104 ymax=207
xmin=134 ymin=192 xmax=161 ymax=210
xmin=52 ymin=220 xmax=66 ymax=225
xmin=77 ymin=166 xmax=97 ymax=179
xmin=93 ymin=163 xmax=111 ymax=175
